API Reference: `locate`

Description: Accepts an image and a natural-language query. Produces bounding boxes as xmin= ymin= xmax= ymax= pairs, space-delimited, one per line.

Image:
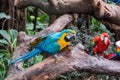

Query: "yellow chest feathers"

xmin=57 ymin=33 xmax=71 ymax=50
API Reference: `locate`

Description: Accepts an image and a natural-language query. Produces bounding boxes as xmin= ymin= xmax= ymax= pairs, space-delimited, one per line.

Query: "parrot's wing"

xmin=44 ymin=42 xmax=60 ymax=54
xmin=35 ymin=36 xmax=61 ymax=54
xmin=30 ymin=33 xmax=54 ymax=47
xmin=92 ymin=41 xmax=96 ymax=47
xmin=89 ymin=40 xmax=96 ymax=49
xmin=89 ymin=41 xmax=96 ymax=55
xmin=91 ymin=36 xmax=100 ymax=48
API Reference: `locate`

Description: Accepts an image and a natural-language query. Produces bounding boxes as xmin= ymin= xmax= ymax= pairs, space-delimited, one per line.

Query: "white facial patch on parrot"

xmin=116 ymin=41 xmax=120 ymax=47
xmin=104 ymin=37 xmax=108 ymax=44
xmin=100 ymin=34 xmax=104 ymax=41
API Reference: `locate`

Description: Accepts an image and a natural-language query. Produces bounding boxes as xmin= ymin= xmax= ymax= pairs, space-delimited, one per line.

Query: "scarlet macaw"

xmin=9 ymin=29 xmax=76 ymax=64
xmin=90 ymin=33 xmax=110 ymax=56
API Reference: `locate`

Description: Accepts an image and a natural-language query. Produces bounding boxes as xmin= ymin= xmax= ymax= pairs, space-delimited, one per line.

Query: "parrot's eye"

xmin=65 ymin=33 xmax=76 ymax=42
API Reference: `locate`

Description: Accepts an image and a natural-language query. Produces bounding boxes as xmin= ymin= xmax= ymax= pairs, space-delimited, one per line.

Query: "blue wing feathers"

xmin=9 ymin=49 xmax=41 ymax=64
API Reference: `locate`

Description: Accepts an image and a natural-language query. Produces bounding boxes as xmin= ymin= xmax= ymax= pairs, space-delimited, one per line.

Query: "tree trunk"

xmin=0 ymin=0 xmax=26 ymax=31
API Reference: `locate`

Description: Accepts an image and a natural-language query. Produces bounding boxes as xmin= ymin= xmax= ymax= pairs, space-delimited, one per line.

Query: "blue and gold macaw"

xmin=109 ymin=0 xmax=120 ymax=3
xmin=9 ymin=29 xmax=76 ymax=64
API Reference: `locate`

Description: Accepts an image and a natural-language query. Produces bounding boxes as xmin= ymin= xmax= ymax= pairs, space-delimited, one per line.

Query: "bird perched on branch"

xmin=109 ymin=0 xmax=120 ymax=3
xmin=90 ymin=33 xmax=110 ymax=57
xmin=9 ymin=29 xmax=76 ymax=64
xmin=104 ymin=41 xmax=120 ymax=60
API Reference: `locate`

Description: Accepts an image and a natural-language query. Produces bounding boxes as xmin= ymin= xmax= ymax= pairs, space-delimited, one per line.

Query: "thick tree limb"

xmin=8 ymin=14 xmax=73 ymax=75
xmin=6 ymin=43 xmax=120 ymax=80
xmin=102 ymin=22 xmax=120 ymax=41
xmin=17 ymin=0 xmax=120 ymax=26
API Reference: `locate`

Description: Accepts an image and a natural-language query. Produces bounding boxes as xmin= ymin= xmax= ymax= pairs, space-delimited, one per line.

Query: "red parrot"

xmin=90 ymin=33 xmax=110 ymax=56
xmin=104 ymin=41 xmax=120 ymax=60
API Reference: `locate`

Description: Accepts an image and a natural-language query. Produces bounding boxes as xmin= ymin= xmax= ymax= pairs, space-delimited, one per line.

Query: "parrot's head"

xmin=62 ymin=29 xmax=76 ymax=43
xmin=62 ymin=29 xmax=76 ymax=34
xmin=100 ymin=32 xmax=109 ymax=44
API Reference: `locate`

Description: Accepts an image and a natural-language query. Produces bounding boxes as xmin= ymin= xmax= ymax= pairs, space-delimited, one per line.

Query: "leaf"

xmin=37 ymin=13 xmax=48 ymax=22
xmin=36 ymin=21 xmax=46 ymax=30
xmin=27 ymin=7 xmax=35 ymax=12
xmin=8 ymin=29 xmax=18 ymax=42
xmin=0 ymin=30 xmax=11 ymax=44
xmin=0 ymin=49 xmax=8 ymax=53
xmin=0 ymin=54 xmax=4 ymax=58
xmin=26 ymin=23 xmax=34 ymax=30
xmin=0 ymin=13 xmax=11 ymax=19
xmin=0 ymin=39 xmax=9 ymax=45
xmin=30 ymin=15 xmax=35 ymax=21
xmin=34 ymin=55 xmax=43 ymax=63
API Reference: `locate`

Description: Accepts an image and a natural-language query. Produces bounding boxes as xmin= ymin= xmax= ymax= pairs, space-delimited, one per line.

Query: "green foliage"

xmin=0 ymin=29 xmax=18 ymax=53
xmin=0 ymin=51 xmax=10 ymax=80
xmin=91 ymin=17 xmax=110 ymax=33
xmin=0 ymin=29 xmax=18 ymax=79
xmin=54 ymin=71 xmax=90 ymax=80
xmin=26 ymin=7 xmax=49 ymax=34
xmin=23 ymin=54 xmax=44 ymax=68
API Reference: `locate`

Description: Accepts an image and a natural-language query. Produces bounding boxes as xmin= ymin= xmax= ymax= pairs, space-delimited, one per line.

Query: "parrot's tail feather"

xmin=9 ymin=49 xmax=41 ymax=64
xmin=90 ymin=50 xmax=94 ymax=56
xmin=104 ymin=53 xmax=117 ymax=60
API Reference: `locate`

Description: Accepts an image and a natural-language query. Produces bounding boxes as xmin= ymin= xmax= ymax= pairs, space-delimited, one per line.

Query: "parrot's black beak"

xmin=103 ymin=37 xmax=108 ymax=44
xmin=102 ymin=37 xmax=105 ymax=43
xmin=65 ymin=33 xmax=76 ymax=43
xmin=69 ymin=34 xmax=76 ymax=43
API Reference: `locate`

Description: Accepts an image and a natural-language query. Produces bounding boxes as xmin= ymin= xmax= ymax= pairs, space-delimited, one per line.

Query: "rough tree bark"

xmin=103 ymin=22 xmax=120 ymax=41
xmin=17 ymin=0 xmax=120 ymax=26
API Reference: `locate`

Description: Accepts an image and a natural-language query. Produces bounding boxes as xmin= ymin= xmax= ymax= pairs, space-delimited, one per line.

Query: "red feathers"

xmin=104 ymin=53 xmax=116 ymax=60
xmin=92 ymin=33 xmax=110 ymax=56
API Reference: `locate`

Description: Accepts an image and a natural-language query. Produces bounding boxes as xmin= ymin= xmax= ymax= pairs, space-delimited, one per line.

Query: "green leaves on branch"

xmin=0 ymin=29 xmax=18 ymax=53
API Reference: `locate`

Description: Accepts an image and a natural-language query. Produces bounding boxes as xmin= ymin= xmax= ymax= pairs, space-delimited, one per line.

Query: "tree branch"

xmin=17 ymin=0 xmax=120 ymax=26
xmin=17 ymin=0 xmax=50 ymax=13
xmin=6 ymin=43 xmax=120 ymax=80
xmin=102 ymin=21 xmax=120 ymax=41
